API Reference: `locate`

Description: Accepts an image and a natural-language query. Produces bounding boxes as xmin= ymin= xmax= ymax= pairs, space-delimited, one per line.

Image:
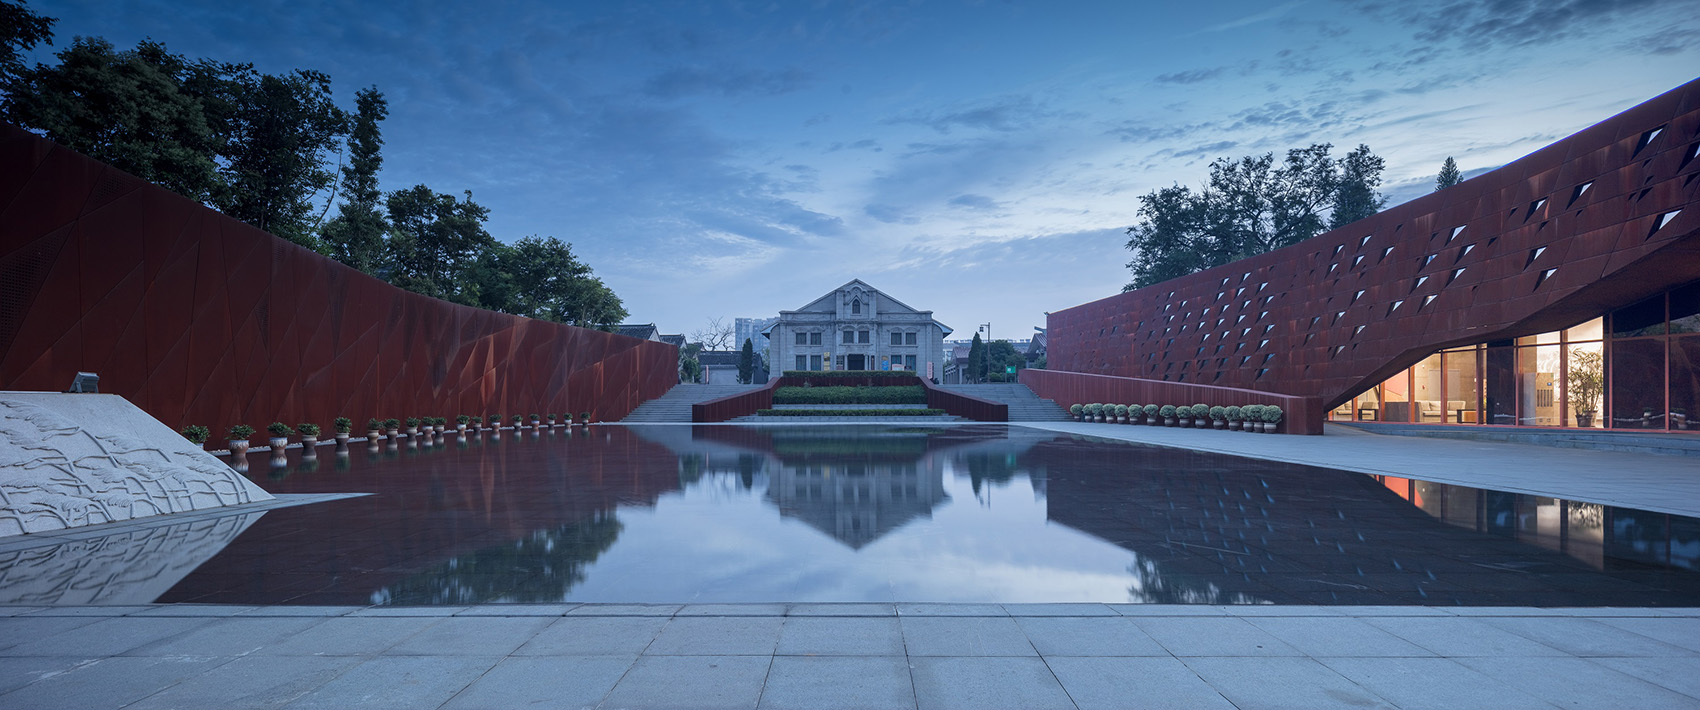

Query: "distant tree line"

xmin=0 ymin=1 xmax=626 ymax=330
xmin=1122 ymin=143 xmax=1387 ymax=290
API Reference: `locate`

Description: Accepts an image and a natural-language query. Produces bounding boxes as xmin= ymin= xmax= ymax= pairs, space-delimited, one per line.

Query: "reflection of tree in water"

xmin=1126 ymin=557 xmax=1262 ymax=605
xmin=959 ymin=452 xmax=1022 ymax=497
xmin=372 ymin=510 xmax=622 ymax=605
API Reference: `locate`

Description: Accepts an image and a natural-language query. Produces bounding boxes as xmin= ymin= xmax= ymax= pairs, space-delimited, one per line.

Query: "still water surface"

xmin=3 ymin=424 xmax=1696 ymax=606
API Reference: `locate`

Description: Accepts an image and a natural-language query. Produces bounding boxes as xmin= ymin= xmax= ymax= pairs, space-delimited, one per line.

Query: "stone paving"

xmin=2 ymin=603 xmax=1698 ymax=709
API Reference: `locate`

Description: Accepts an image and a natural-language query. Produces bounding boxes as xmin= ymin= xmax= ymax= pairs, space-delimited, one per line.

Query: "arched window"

xmin=852 ymin=298 xmax=861 ymax=314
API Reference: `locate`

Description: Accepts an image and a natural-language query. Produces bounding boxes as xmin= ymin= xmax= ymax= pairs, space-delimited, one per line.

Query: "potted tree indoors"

xmin=1567 ymin=349 xmax=1603 ymax=428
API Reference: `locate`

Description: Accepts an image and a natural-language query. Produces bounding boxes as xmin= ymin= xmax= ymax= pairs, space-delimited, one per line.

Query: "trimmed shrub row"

xmin=774 ymin=385 xmax=926 ymax=405
xmin=1068 ymin=402 xmax=1286 ymax=432
xmin=780 ymin=370 xmax=919 ymax=378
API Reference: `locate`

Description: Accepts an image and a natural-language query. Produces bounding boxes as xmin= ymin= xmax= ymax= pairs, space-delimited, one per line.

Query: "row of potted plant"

xmin=1068 ymin=402 xmax=1286 ymax=432
xmin=180 ymin=412 xmax=598 ymax=454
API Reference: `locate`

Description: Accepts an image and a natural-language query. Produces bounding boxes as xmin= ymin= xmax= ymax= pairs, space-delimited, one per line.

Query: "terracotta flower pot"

xmin=228 ymin=440 xmax=249 ymax=456
xmin=335 ymin=433 xmax=350 ymax=444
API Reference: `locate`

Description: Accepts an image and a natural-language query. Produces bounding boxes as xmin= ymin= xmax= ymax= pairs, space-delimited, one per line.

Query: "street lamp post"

xmin=977 ymin=323 xmax=991 ymax=383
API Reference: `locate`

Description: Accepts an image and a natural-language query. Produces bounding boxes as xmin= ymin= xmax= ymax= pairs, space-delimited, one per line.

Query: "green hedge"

xmin=780 ymin=370 xmax=919 ymax=379
xmin=774 ymin=385 xmax=925 ymax=405
xmin=755 ymin=408 xmax=946 ymax=417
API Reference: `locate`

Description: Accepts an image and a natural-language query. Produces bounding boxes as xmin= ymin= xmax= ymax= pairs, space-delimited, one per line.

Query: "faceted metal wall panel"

xmin=1049 ymin=78 xmax=1700 ymax=408
xmin=0 ymin=124 xmax=678 ymax=430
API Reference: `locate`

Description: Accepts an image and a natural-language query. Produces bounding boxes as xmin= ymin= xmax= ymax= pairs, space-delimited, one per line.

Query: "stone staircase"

xmin=937 ymin=383 xmax=1072 ymax=422
xmin=620 ymin=384 xmax=763 ymax=423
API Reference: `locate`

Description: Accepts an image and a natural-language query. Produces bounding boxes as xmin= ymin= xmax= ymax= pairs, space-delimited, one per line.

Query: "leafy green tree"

xmin=1123 ymin=143 xmax=1385 ymax=290
xmin=680 ymin=342 xmax=703 ymax=383
xmin=471 ymin=235 xmax=626 ymax=328
xmin=384 ymin=185 xmax=496 ymax=304
xmin=206 ymin=65 xmax=350 ymax=248
xmin=986 ymin=339 xmax=1021 ymax=379
xmin=967 ymin=333 xmax=985 ymax=383
xmin=1 ymin=37 xmax=223 ymax=202
xmin=1435 ymin=156 xmax=1462 ymax=191
xmin=738 ymin=338 xmax=755 ymax=384
xmin=0 ymin=0 xmax=55 ymax=83
xmin=320 ymin=87 xmax=389 ymax=272
xmin=1329 ymin=144 xmax=1387 ymax=228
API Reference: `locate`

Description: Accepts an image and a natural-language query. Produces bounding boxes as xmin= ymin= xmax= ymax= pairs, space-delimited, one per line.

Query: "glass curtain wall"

xmin=1328 ymin=277 xmax=1699 ymax=433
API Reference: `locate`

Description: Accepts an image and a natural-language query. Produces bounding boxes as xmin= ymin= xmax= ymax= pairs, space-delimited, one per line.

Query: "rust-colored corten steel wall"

xmin=0 ymin=124 xmax=677 ymax=430
xmin=1050 ymin=78 xmax=1700 ymax=409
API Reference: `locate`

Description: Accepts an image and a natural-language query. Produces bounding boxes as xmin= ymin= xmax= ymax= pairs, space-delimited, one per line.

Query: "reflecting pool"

xmin=2 ymin=424 xmax=1697 ymax=606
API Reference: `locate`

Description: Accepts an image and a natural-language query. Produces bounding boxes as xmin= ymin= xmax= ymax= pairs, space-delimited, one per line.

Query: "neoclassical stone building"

xmin=765 ymin=280 xmax=952 ymax=377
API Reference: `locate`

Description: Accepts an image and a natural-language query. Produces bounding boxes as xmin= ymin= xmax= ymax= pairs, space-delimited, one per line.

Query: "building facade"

xmin=1045 ymin=77 xmax=1700 ymax=434
xmin=766 ymin=280 xmax=951 ymax=376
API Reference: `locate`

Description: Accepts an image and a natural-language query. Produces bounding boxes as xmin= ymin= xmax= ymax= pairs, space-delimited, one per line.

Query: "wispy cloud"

xmin=885 ymin=95 xmax=1062 ymax=134
xmin=1202 ymin=1 xmax=1308 ymax=32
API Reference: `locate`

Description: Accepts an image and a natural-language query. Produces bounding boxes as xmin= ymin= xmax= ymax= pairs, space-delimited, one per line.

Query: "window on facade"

xmin=810 ymin=332 xmax=822 ymax=346
xmin=844 ymin=330 xmax=855 ymax=344
xmin=795 ymin=332 xmax=807 ymax=345
xmin=795 ymin=355 xmax=807 ymax=370
xmin=891 ymin=331 xmax=903 ymax=346
xmin=905 ymin=332 xmax=916 ymax=346
xmin=810 ymin=355 xmax=822 ymax=371
xmin=906 ymin=355 xmax=916 ymax=371
xmin=859 ymin=330 xmax=870 ymax=344
xmin=852 ymin=299 xmax=861 ymax=314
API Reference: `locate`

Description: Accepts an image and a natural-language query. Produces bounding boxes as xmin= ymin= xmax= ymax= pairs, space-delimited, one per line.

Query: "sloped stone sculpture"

xmin=0 ymin=393 xmax=273 ymax=537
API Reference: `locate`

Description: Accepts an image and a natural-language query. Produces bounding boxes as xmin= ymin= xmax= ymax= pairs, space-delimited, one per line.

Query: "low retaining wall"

xmin=1020 ymin=369 xmax=1324 ymax=435
xmin=693 ymin=379 xmax=781 ymax=422
xmin=921 ymin=379 xmax=1008 ymax=422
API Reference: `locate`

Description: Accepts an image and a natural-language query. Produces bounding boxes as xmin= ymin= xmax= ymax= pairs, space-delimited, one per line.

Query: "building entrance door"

xmin=847 ymin=354 xmax=866 ymax=371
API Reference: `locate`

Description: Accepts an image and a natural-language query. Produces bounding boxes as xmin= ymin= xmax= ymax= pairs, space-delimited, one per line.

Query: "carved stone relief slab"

xmin=0 ymin=393 xmax=273 ymax=537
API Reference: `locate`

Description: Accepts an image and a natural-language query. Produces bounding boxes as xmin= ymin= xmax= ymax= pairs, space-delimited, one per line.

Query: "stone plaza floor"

xmin=3 ymin=422 xmax=1698 ymax=708
xmin=2 ymin=602 xmax=1699 ymax=709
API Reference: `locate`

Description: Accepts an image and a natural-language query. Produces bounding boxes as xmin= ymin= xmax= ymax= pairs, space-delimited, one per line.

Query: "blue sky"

xmin=31 ymin=0 xmax=1700 ymax=343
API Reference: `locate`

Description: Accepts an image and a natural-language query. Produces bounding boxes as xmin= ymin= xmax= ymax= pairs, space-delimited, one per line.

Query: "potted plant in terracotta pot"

xmin=512 ymin=414 xmax=524 ymax=430
xmin=266 ymin=422 xmax=293 ymax=450
xmin=1242 ymin=405 xmax=1263 ymax=431
xmin=1263 ymin=405 xmax=1284 ymax=433
xmin=1225 ymin=406 xmax=1242 ymax=430
xmin=471 ymin=415 xmax=484 ymax=431
xmin=403 ymin=417 xmax=419 ymax=436
xmin=1209 ymin=406 xmax=1226 ymax=429
xmin=385 ymin=418 xmax=400 ymax=438
xmin=366 ymin=418 xmax=383 ymax=440
xmin=579 ymin=411 xmax=592 ymax=426
xmin=297 ymin=422 xmax=321 ymax=447
xmin=546 ymin=413 xmax=557 ymax=428
xmin=456 ymin=414 xmax=470 ymax=432
xmin=1069 ymin=404 xmax=1083 ymax=421
xmin=181 ymin=424 xmax=210 ymax=449
xmin=1159 ymin=404 xmax=1177 ymax=426
xmin=1190 ymin=404 xmax=1208 ymax=428
xmin=1141 ymin=404 xmax=1158 ymax=425
xmin=529 ymin=413 xmax=541 ymax=431
xmin=333 ymin=417 xmax=352 ymax=444
xmin=226 ymin=424 xmax=255 ymax=457
xmin=1107 ymin=404 xmax=1124 ymax=423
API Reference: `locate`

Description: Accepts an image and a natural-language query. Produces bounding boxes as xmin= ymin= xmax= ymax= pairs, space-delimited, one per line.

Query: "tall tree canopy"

xmin=0 ymin=0 xmax=54 ymax=83
xmin=205 ymin=65 xmax=349 ymax=248
xmin=1435 ymin=156 xmax=1462 ymax=191
xmin=321 ymin=87 xmax=390 ymax=272
xmin=384 ymin=185 xmax=496 ymax=305
xmin=1123 ymin=143 xmax=1386 ymax=290
xmin=0 ymin=2 xmax=629 ymax=333
xmin=1 ymin=37 xmax=224 ymax=202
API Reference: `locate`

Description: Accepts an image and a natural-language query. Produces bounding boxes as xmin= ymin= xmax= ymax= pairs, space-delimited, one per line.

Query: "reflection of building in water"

xmin=1043 ymin=439 xmax=1700 ymax=606
xmin=767 ymin=458 xmax=946 ymax=549
xmin=1371 ymin=475 xmax=1699 ymax=573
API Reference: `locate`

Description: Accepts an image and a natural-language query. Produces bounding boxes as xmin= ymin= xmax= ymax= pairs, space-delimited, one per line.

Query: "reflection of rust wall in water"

xmin=0 ymin=124 xmax=676 ymax=430
xmin=159 ymin=428 xmax=684 ymax=604
xmin=1048 ymin=78 xmax=1700 ymax=408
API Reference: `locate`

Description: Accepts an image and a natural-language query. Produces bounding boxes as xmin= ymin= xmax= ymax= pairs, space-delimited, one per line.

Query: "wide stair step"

xmin=935 ymin=383 xmax=1071 ymax=422
xmin=621 ymin=384 xmax=765 ymax=423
